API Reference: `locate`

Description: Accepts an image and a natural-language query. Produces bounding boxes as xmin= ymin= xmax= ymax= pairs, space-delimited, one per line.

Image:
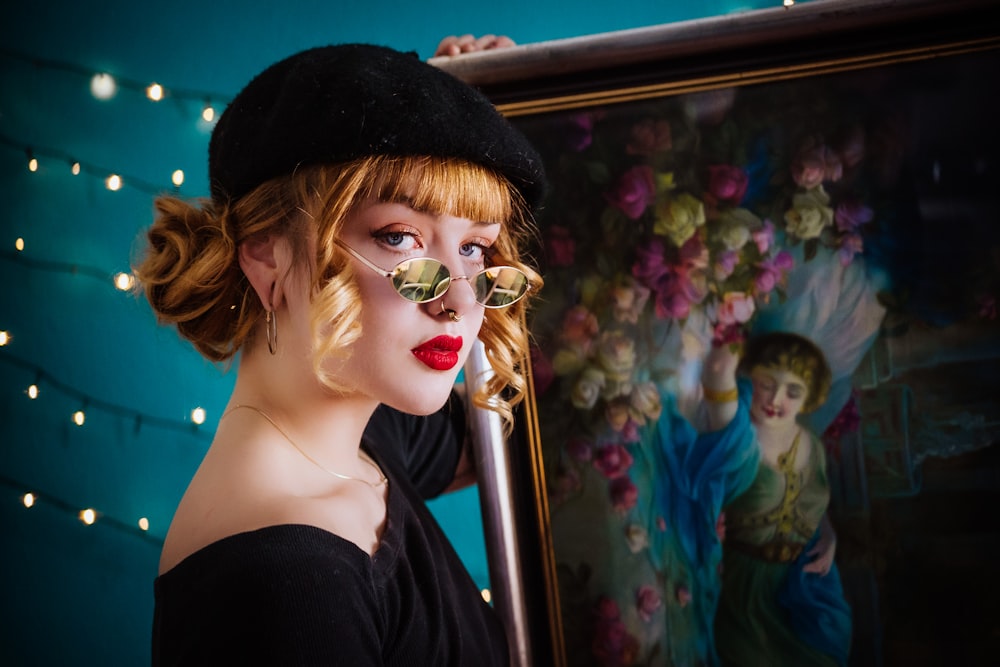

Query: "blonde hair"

xmin=134 ymin=155 xmax=541 ymax=431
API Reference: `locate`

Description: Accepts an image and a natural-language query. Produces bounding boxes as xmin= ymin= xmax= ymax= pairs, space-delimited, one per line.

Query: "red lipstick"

xmin=412 ymin=335 xmax=463 ymax=371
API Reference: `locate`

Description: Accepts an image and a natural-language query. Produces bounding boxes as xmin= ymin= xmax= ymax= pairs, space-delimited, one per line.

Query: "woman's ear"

xmin=238 ymin=234 xmax=293 ymax=310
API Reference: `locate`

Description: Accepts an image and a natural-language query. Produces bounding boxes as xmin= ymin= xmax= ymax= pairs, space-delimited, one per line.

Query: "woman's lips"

xmin=412 ymin=335 xmax=463 ymax=371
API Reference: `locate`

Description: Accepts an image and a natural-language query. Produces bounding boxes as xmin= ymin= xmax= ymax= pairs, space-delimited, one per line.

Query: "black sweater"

xmin=152 ymin=395 xmax=508 ymax=666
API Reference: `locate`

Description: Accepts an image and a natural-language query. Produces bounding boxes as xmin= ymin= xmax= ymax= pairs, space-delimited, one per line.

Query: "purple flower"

xmin=752 ymin=219 xmax=776 ymax=254
xmin=706 ymin=164 xmax=749 ymax=206
xmin=834 ymin=200 xmax=874 ymax=233
xmin=713 ymin=249 xmax=740 ymax=281
xmin=837 ymin=233 xmax=864 ymax=266
xmin=632 ymin=238 xmax=670 ymax=289
xmin=606 ymin=165 xmax=656 ymax=220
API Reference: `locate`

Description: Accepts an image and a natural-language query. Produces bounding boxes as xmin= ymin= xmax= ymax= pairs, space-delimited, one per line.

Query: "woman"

xmin=701 ymin=332 xmax=852 ymax=666
xmin=136 ymin=43 xmax=544 ymax=665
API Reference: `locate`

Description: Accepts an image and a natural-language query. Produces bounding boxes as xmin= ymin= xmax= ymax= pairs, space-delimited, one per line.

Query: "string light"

xmin=27 ymin=149 xmax=38 ymax=172
xmin=146 ymin=82 xmax=164 ymax=102
xmin=15 ymin=238 xmax=24 ymax=251
xmin=191 ymin=407 xmax=207 ymax=425
xmin=105 ymin=174 xmax=123 ymax=191
xmin=171 ymin=169 xmax=185 ymax=187
xmin=783 ymin=0 xmax=795 ymax=6
xmin=22 ymin=492 xmax=36 ymax=508
xmin=113 ymin=272 xmax=135 ymax=291
xmin=2 ymin=135 xmax=179 ymax=196
xmin=0 ymin=331 xmax=9 ymax=346
xmin=72 ymin=409 xmax=86 ymax=426
xmin=26 ymin=384 xmax=39 ymax=399
xmin=90 ymin=72 xmax=117 ymax=100
xmin=138 ymin=517 xmax=150 ymax=531
xmin=79 ymin=508 xmax=97 ymax=525
xmin=201 ymin=101 xmax=215 ymax=123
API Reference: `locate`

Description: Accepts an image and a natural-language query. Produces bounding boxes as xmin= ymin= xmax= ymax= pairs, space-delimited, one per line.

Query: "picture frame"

xmin=439 ymin=1 xmax=1000 ymax=664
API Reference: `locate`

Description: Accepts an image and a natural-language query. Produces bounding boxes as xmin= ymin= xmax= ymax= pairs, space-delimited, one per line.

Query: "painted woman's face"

xmin=749 ymin=366 xmax=810 ymax=428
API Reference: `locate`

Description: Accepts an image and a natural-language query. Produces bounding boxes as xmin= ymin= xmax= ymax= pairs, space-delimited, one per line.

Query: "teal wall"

xmin=0 ymin=1 xmax=795 ymax=664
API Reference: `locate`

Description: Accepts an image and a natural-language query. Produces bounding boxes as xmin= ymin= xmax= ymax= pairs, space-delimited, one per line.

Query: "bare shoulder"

xmin=158 ymin=437 xmax=387 ymax=574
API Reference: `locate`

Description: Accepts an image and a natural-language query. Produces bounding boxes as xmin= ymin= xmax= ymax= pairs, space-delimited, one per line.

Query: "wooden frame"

xmin=443 ymin=1 xmax=1000 ymax=664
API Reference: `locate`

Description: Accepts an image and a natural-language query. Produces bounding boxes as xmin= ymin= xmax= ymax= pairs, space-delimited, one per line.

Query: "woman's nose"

xmin=430 ymin=273 xmax=478 ymax=321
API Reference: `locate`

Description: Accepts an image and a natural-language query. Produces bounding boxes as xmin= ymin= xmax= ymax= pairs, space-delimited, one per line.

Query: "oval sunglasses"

xmin=335 ymin=240 xmax=533 ymax=308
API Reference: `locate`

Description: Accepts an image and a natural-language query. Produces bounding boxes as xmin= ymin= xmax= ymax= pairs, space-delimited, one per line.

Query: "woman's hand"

xmin=434 ymin=34 xmax=516 ymax=57
xmin=803 ymin=514 xmax=837 ymax=576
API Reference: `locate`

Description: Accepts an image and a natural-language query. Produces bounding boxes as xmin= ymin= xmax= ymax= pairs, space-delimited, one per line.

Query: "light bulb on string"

xmin=15 ymin=238 xmax=25 ymax=251
xmin=191 ymin=407 xmax=206 ymax=425
xmin=0 ymin=331 xmax=10 ymax=346
xmin=72 ymin=409 xmax=86 ymax=427
xmin=79 ymin=508 xmax=97 ymax=525
xmin=22 ymin=493 xmax=36 ymax=508
xmin=202 ymin=100 xmax=215 ymax=123
xmin=783 ymin=0 xmax=794 ymax=6
xmin=26 ymin=150 xmax=37 ymax=172
xmin=26 ymin=384 xmax=39 ymax=399
xmin=146 ymin=83 xmax=164 ymax=101
xmin=138 ymin=517 xmax=150 ymax=531
xmin=105 ymin=174 xmax=123 ymax=191
xmin=114 ymin=272 xmax=135 ymax=291
xmin=90 ymin=73 xmax=117 ymax=100
xmin=171 ymin=170 xmax=184 ymax=188
xmin=70 ymin=160 xmax=81 ymax=176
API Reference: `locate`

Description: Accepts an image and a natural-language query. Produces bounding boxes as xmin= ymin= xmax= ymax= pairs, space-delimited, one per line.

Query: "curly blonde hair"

xmin=134 ymin=155 xmax=541 ymax=431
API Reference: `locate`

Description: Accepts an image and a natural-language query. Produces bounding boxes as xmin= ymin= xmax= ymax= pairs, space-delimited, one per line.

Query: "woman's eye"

xmin=459 ymin=242 xmax=488 ymax=262
xmin=375 ymin=229 xmax=419 ymax=251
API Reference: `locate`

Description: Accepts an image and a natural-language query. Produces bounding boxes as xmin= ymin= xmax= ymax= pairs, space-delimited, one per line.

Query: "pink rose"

xmin=565 ymin=112 xmax=595 ymax=151
xmin=635 ymin=585 xmax=662 ymax=622
xmin=606 ymin=165 xmax=656 ymax=220
xmin=610 ymin=476 xmax=638 ymax=514
xmin=560 ymin=306 xmax=599 ymax=350
xmin=632 ymin=238 xmax=670 ymax=289
xmin=706 ymin=164 xmax=748 ymax=205
xmin=716 ymin=291 xmax=756 ymax=326
xmin=593 ymin=443 xmax=634 ymax=479
xmin=792 ymin=137 xmax=843 ymax=189
xmin=752 ymin=219 xmax=776 ymax=254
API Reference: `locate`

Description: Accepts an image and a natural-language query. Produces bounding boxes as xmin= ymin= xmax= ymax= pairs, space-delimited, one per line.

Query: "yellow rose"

xmin=784 ymin=187 xmax=833 ymax=240
xmin=571 ymin=366 xmax=606 ymax=410
xmin=653 ymin=192 xmax=706 ymax=247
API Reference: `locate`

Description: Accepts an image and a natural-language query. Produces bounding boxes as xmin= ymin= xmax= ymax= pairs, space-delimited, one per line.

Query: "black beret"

xmin=208 ymin=43 xmax=545 ymax=210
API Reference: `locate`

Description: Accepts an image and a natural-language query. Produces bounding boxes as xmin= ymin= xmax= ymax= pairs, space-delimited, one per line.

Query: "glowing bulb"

xmin=480 ymin=588 xmax=492 ymax=603
xmin=146 ymin=83 xmax=164 ymax=101
xmin=90 ymin=73 xmax=117 ymax=99
xmin=171 ymin=170 xmax=185 ymax=187
xmin=191 ymin=407 xmax=207 ymax=425
xmin=114 ymin=272 xmax=135 ymax=291
xmin=202 ymin=103 xmax=215 ymax=123
xmin=22 ymin=493 xmax=35 ymax=508
xmin=73 ymin=410 xmax=86 ymax=426
xmin=15 ymin=238 xmax=24 ymax=251
xmin=783 ymin=0 xmax=794 ymax=6
xmin=27 ymin=384 xmax=39 ymax=399
xmin=28 ymin=157 xmax=38 ymax=172
xmin=0 ymin=331 xmax=9 ymax=346
xmin=79 ymin=508 xmax=96 ymax=525
xmin=138 ymin=517 xmax=149 ymax=531
xmin=105 ymin=174 xmax=122 ymax=191
xmin=71 ymin=161 xmax=81 ymax=175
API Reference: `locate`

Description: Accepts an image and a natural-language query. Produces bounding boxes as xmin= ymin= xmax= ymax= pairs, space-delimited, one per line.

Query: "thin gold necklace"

xmin=223 ymin=404 xmax=388 ymax=489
